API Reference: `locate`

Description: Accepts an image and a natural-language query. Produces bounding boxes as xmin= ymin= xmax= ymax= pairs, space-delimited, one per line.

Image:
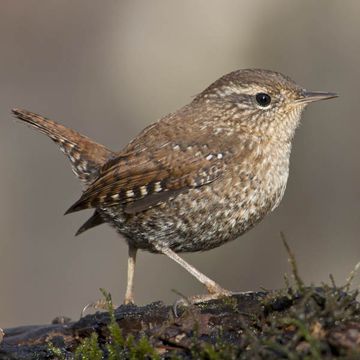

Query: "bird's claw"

xmin=172 ymin=290 xmax=234 ymax=317
xmin=81 ymin=299 xmax=111 ymax=318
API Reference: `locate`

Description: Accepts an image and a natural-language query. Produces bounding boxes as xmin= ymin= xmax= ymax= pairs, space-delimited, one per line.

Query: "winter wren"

xmin=13 ymin=69 xmax=337 ymax=304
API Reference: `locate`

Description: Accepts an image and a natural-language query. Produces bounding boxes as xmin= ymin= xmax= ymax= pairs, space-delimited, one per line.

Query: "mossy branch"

xmin=1 ymin=238 xmax=360 ymax=359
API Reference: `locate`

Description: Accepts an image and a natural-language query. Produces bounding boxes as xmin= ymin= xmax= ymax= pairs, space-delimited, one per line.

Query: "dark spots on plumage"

xmin=133 ymin=185 xmax=143 ymax=199
xmin=147 ymin=181 xmax=162 ymax=195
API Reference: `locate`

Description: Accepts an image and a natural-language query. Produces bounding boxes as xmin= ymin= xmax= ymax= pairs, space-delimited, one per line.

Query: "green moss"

xmin=74 ymin=332 xmax=103 ymax=360
xmin=190 ymin=337 xmax=242 ymax=360
xmin=47 ymin=341 xmax=67 ymax=360
xmin=234 ymin=236 xmax=360 ymax=359
xmin=48 ymin=238 xmax=360 ymax=359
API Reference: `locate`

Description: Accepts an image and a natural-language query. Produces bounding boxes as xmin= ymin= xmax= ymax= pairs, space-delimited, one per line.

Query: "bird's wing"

xmin=65 ymin=141 xmax=231 ymax=214
xmin=75 ymin=210 xmax=105 ymax=236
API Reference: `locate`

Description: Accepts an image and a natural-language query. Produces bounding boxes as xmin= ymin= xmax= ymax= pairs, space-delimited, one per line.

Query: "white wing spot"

xmin=126 ymin=190 xmax=135 ymax=198
xmin=140 ymin=186 xmax=148 ymax=196
xmin=154 ymin=182 xmax=162 ymax=192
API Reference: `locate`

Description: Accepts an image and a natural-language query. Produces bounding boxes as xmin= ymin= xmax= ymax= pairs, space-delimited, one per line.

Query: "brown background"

xmin=1 ymin=1 xmax=359 ymax=328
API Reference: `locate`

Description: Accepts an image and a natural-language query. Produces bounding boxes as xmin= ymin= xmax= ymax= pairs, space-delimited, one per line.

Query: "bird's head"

xmin=196 ymin=69 xmax=337 ymax=142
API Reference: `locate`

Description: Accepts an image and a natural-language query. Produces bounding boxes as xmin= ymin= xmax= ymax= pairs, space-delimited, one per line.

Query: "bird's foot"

xmin=124 ymin=297 xmax=135 ymax=305
xmin=81 ymin=296 xmax=136 ymax=317
xmin=81 ymin=299 xmax=111 ymax=317
xmin=206 ymin=283 xmax=232 ymax=296
xmin=173 ymin=288 xmax=233 ymax=317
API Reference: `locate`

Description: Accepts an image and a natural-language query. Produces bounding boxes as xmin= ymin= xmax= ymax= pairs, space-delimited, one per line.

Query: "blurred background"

xmin=1 ymin=0 xmax=359 ymax=328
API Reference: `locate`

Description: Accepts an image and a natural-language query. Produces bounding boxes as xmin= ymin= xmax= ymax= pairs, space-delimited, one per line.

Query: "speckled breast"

xmin=100 ymin=150 xmax=290 ymax=253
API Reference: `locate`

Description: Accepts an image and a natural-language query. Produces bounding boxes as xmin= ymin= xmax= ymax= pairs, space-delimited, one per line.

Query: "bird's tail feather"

xmin=12 ymin=108 xmax=115 ymax=185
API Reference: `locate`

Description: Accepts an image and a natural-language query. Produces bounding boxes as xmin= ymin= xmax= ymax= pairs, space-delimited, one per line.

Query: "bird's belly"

xmin=100 ymin=170 xmax=288 ymax=253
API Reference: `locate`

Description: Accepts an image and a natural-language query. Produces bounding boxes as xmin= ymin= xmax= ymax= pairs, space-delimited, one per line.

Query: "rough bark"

xmin=1 ymin=289 xmax=360 ymax=359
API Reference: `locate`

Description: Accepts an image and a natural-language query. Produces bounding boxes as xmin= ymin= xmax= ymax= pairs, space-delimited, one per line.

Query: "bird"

xmin=12 ymin=69 xmax=337 ymax=305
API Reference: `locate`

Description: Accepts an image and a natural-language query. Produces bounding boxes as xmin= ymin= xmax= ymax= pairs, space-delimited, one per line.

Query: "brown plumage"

xmin=13 ymin=69 xmax=337 ymax=304
xmin=12 ymin=108 xmax=114 ymax=233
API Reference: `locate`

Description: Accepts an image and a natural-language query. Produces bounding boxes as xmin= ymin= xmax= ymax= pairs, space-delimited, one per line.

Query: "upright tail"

xmin=12 ymin=108 xmax=115 ymax=185
xmin=13 ymin=108 xmax=116 ymax=235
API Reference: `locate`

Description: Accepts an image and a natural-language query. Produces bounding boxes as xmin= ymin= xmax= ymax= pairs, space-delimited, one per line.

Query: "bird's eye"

xmin=255 ymin=93 xmax=271 ymax=107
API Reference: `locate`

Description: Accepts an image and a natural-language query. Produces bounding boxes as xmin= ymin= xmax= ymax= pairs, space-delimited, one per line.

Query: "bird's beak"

xmin=296 ymin=91 xmax=338 ymax=104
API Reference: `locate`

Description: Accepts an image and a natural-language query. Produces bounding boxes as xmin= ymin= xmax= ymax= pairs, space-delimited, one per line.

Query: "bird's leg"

xmin=158 ymin=246 xmax=231 ymax=296
xmin=124 ymin=245 xmax=137 ymax=304
xmin=81 ymin=245 xmax=137 ymax=317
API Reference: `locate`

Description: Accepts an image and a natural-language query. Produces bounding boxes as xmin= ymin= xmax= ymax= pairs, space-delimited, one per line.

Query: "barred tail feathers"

xmin=12 ymin=108 xmax=114 ymax=185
